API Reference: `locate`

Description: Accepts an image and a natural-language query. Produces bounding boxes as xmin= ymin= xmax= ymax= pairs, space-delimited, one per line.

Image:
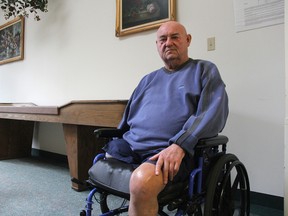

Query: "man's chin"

xmin=165 ymin=56 xmax=178 ymax=62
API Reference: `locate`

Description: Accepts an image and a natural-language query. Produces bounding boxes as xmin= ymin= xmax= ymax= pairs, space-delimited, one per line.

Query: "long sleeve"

xmin=169 ymin=62 xmax=229 ymax=156
xmin=118 ymin=96 xmax=132 ymax=132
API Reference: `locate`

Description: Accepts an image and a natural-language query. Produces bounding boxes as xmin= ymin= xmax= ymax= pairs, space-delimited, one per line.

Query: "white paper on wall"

xmin=233 ymin=0 xmax=284 ymax=32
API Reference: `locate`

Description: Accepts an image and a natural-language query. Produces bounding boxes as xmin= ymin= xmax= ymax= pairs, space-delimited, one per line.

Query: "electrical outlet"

xmin=207 ymin=37 xmax=215 ymax=51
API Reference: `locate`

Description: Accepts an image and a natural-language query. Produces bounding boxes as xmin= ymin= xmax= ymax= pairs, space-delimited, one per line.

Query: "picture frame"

xmin=0 ymin=16 xmax=25 ymax=65
xmin=116 ymin=0 xmax=176 ymax=37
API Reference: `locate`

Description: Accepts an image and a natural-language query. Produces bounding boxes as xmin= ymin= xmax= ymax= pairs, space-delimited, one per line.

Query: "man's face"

xmin=156 ymin=22 xmax=191 ymax=66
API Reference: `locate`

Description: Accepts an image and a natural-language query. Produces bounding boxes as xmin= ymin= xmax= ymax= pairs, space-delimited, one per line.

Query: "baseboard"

xmin=250 ymin=191 xmax=283 ymax=210
xmin=31 ymin=148 xmax=68 ymax=165
xmin=30 ymin=148 xmax=284 ymax=211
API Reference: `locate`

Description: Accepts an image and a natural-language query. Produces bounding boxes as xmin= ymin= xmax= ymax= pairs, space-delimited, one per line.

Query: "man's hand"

xmin=149 ymin=144 xmax=185 ymax=185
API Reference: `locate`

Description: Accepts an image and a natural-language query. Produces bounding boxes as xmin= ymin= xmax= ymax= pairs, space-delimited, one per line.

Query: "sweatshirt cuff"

xmin=169 ymin=130 xmax=198 ymax=156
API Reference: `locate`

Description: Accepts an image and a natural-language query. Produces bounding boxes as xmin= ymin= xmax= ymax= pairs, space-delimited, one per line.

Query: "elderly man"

xmin=103 ymin=21 xmax=228 ymax=216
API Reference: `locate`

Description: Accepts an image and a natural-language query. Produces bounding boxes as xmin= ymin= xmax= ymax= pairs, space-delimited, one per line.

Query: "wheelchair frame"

xmin=80 ymin=129 xmax=250 ymax=216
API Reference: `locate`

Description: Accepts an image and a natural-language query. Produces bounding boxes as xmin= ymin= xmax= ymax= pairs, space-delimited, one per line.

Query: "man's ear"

xmin=187 ymin=34 xmax=192 ymax=46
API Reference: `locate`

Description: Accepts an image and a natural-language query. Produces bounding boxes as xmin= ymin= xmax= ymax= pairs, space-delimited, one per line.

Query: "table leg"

xmin=62 ymin=124 xmax=106 ymax=191
xmin=0 ymin=119 xmax=34 ymax=159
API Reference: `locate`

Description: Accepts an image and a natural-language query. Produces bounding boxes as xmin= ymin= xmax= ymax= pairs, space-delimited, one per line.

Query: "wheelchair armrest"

xmin=195 ymin=135 xmax=228 ymax=149
xmin=94 ymin=128 xmax=126 ymax=138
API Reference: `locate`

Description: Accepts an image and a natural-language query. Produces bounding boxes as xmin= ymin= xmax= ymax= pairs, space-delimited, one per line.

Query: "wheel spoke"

xmin=204 ymin=154 xmax=250 ymax=216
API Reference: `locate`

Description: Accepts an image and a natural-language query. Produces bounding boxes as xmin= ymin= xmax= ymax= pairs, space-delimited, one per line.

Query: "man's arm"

xmin=169 ymin=63 xmax=229 ymax=156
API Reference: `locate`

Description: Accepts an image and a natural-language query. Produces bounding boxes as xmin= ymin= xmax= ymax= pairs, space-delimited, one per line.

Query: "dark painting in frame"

xmin=116 ymin=0 xmax=176 ymax=37
xmin=0 ymin=16 xmax=25 ymax=65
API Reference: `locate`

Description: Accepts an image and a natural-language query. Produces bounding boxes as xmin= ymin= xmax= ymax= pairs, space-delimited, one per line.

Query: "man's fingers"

xmin=169 ymin=162 xmax=175 ymax=181
xmin=149 ymin=153 xmax=159 ymax=161
xmin=155 ymin=157 xmax=163 ymax=175
xmin=163 ymin=160 xmax=169 ymax=184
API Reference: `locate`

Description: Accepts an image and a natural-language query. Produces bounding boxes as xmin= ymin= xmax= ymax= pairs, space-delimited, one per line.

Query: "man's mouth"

xmin=165 ymin=49 xmax=176 ymax=54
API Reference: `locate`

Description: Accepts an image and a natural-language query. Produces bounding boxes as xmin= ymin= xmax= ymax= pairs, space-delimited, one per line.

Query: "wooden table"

xmin=0 ymin=100 xmax=127 ymax=191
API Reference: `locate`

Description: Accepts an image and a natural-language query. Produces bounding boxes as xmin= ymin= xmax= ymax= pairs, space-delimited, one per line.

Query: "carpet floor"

xmin=0 ymin=157 xmax=283 ymax=216
xmin=0 ymin=157 xmax=92 ymax=216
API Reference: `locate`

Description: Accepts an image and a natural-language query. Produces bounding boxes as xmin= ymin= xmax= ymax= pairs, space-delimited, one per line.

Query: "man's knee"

xmin=130 ymin=168 xmax=150 ymax=197
xmin=129 ymin=163 xmax=164 ymax=198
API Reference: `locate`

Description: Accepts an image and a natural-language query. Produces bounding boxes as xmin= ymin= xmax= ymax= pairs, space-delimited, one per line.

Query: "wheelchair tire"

xmin=99 ymin=192 xmax=129 ymax=215
xmin=204 ymin=153 xmax=250 ymax=216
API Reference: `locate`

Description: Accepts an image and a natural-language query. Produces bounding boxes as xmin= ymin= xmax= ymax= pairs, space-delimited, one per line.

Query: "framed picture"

xmin=116 ymin=0 xmax=176 ymax=37
xmin=0 ymin=16 xmax=25 ymax=65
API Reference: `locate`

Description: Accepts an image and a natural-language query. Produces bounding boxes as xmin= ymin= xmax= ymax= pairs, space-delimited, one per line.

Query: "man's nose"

xmin=165 ymin=38 xmax=173 ymax=46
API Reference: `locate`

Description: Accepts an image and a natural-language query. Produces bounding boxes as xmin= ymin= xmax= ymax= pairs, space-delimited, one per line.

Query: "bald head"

xmin=156 ymin=21 xmax=192 ymax=71
xmin=157 ymin=21 xmax=188 ymax=38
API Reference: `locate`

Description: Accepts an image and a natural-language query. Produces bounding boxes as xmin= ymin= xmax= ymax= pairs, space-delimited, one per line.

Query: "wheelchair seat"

xmin=88 ymin=157 xmax=133 ymax=199
xmin=80 ymin=129 xmax=250 ymax=216
xmin=88 ymin=156 xmax=188 ymax=205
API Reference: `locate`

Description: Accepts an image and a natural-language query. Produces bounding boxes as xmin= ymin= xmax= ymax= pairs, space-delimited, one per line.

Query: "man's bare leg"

xmin=128 ymin=163 xmax=165 ymax=216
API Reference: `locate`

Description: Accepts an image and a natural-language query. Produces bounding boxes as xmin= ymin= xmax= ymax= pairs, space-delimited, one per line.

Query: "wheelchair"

xmin=80 ymin=128 xmax=250 ymax=216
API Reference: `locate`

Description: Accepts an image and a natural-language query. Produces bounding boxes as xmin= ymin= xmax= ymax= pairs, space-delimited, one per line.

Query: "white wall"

xmin=284 ymin=0 xmax=288 ymax=213
xmin=0 ymin=0 xmax=285 ymax=197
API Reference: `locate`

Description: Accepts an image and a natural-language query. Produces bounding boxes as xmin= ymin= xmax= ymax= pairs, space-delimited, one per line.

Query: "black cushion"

xmin=88 ymin=158 xmax=187 ymax=203
xmin=88 ymin=158 xmax=134 ymax=199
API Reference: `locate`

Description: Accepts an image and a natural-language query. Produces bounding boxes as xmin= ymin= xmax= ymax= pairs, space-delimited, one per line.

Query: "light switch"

xmin=207 ymin=37 xmax=215 ymax=51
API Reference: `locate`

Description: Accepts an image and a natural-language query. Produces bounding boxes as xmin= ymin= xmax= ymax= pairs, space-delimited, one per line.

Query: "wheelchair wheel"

xmin=204 ymin=153 xmax=250 ymax=216
xmin=99 ymin=192 xmax=129 ymax=215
